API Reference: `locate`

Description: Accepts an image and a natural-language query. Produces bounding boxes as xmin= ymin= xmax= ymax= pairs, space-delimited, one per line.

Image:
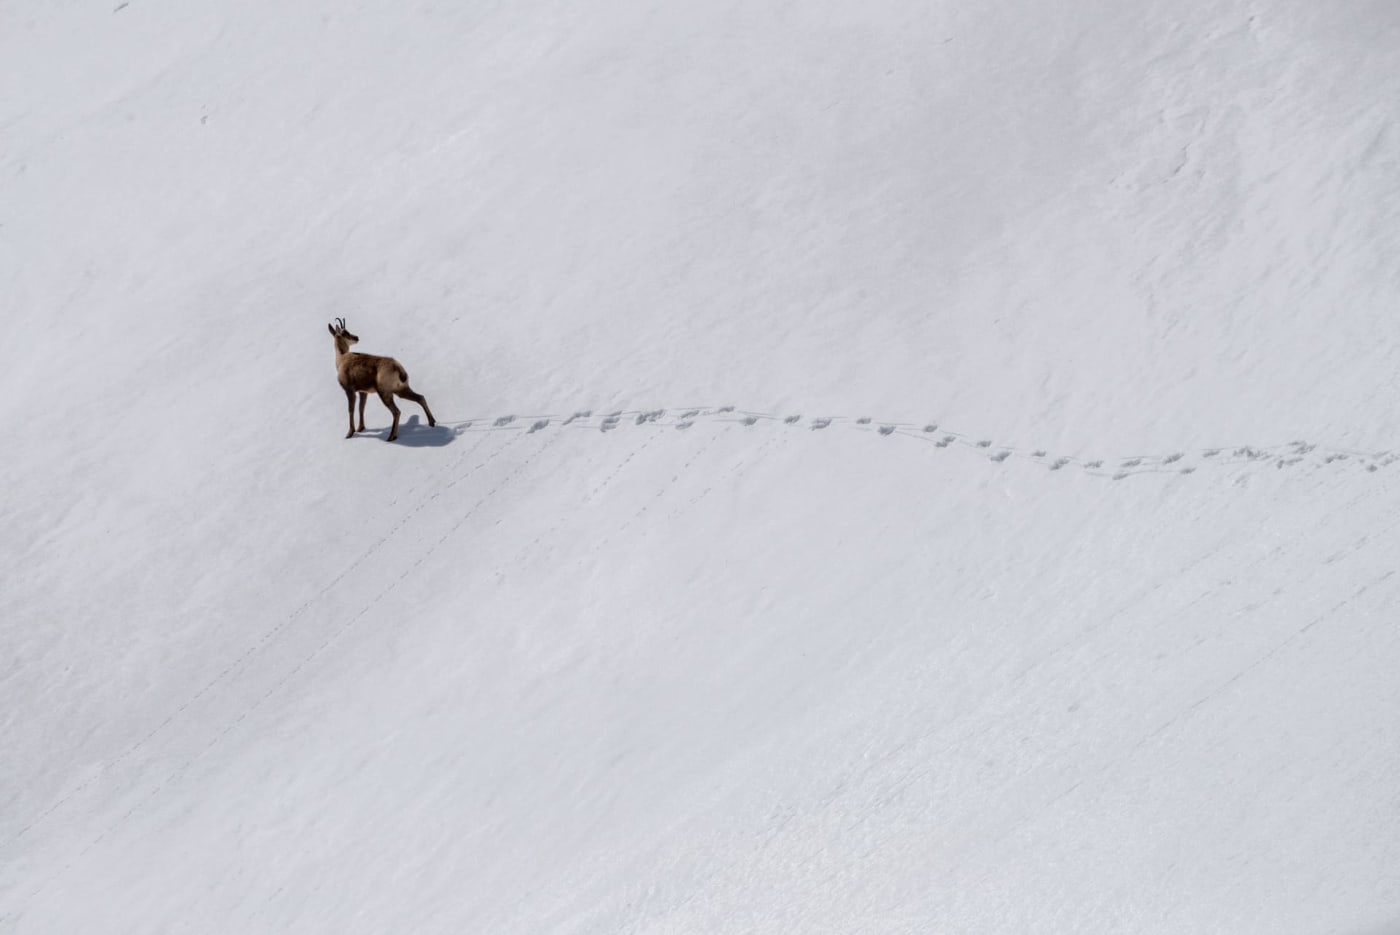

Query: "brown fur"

xmin=328 ymin=319 xmax=436 ymax=442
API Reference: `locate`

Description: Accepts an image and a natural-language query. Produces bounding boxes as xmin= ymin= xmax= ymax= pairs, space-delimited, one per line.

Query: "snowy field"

xmin=3 ymin=1 xmax=1399 ymax=932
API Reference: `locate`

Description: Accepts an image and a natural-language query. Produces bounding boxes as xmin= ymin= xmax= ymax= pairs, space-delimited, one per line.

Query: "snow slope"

xmin=3 ymin=0 xmax=1399 ymax=931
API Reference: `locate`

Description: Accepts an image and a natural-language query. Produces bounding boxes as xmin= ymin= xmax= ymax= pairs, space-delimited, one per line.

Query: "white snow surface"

xmin=4 ymin=1 xmax=1400 ymax=932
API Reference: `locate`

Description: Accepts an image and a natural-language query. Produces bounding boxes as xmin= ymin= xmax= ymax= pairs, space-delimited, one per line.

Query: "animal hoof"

xmin=345 ymin=431 xmax=354 ymax=438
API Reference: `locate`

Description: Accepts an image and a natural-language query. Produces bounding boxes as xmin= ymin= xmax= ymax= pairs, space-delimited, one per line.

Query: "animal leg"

xmin=397 ymin=387 xmax=436 ymax=427
xmin=345 ymin=388 xmax=357 ymax=438
xmin=379 ymin=390 xmax=402 ymax=441
xmin=357 ymin=392 xmax=368 ymax=432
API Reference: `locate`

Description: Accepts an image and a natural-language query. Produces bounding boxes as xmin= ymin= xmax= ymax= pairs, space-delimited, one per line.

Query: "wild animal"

xmin=327 ymin=318 xmax=436 ymax=442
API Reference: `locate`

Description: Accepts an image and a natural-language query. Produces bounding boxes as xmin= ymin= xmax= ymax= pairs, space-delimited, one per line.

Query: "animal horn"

xmin=335 ymin=317 xmax=346 ymax=330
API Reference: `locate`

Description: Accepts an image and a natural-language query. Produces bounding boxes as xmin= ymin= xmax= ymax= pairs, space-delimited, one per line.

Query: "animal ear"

xmin=328 ymin=323 xmax=336 ymax=335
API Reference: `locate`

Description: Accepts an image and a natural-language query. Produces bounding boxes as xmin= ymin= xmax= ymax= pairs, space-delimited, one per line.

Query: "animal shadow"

xmin=365 ymin=415 xmax=460 ymax=448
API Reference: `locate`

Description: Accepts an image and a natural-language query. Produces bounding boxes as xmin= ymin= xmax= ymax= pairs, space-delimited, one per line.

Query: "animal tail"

xmin=396 ymin=363 xmax=408 ymax=382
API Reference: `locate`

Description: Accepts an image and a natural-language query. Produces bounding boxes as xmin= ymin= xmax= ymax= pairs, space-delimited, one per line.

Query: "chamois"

xmin=328 ymin=318 xmax=436 ymax=442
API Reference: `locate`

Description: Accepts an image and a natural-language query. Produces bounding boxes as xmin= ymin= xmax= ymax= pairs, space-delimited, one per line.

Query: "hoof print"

xmin=1164 ymin=453 xmax=1182 ymax=464
xmin=1113 ymin=471 xmax=1128 ymax=480
xmin=718 ymin=406 xmax=735 ymax=413
xmin=681 ymin=410 xmax=699 ymax=419
xmin=856 ymin=417 xmax=872 ymax=425
xmin=991 ymin=451 xmax=1010 ymax=463
xmin=1180 ymin=466 xmax=1196 ymax=475
xmin=676 ymin=421 xmax=693 ymax=430
xmin=742 ymin=416 xmax=759 ymax=426
xmin=528 ymin=419 xmax=549 ymax=434
xmin=976 ymin=440 xmax=991 ymax=448
xmin=878 ymin=425 xmax=895 ymax=436
xmin=1050 ymin=457 xmax=1070 ymax=470
xmin=1031 ymin=450 xmax=1046 ymax=458
xmin=1203 ymin=449 xmax=1220 ymax=458
xmin=784 ymin=415 xmax=801 ymax=424
xmin=494 ymin=415 xmax=516 ymax=427
xmin=1085 ymin=460 xmax=1103 ymax=469
xmin=936 ymin=435 xmax=955 ymax=448
xmin=923 ymin=424 xmax=938 ymax=433
xmin=811 ymin=418 xmax=832 ymax=430
xmin=636 ymin=410 xmax=664 ymax=425
xmin=1122 ymin=458 xmax=1141 ymax=468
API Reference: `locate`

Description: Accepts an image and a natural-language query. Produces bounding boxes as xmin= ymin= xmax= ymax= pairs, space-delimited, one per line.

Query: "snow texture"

xmin=3 ymin=1 xmax=1399 ymax=932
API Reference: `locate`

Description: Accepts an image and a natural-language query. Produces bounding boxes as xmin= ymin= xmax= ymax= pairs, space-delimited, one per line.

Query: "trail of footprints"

xmin=448 ymin=407 xmax=1400 ymax=481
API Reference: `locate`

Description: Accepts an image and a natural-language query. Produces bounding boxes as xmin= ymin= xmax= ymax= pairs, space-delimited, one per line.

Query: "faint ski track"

xmin=608 ymin=426 xmax=727 ymax=544
xmin=647 ymin=425 xmax=729 ymax=531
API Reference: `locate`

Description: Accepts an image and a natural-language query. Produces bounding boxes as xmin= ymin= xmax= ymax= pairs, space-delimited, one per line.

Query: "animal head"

xmin=327 ymin=317 xmax=359 ymax=347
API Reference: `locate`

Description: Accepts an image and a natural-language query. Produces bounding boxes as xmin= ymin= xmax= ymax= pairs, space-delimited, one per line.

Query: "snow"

xmin=3 ymin=1 xmax=1399 ymax=932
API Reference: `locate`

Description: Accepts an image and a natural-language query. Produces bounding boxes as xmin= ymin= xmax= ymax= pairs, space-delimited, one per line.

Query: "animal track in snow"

xmin=443 ymin=404 xmax=1389 ymax=487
